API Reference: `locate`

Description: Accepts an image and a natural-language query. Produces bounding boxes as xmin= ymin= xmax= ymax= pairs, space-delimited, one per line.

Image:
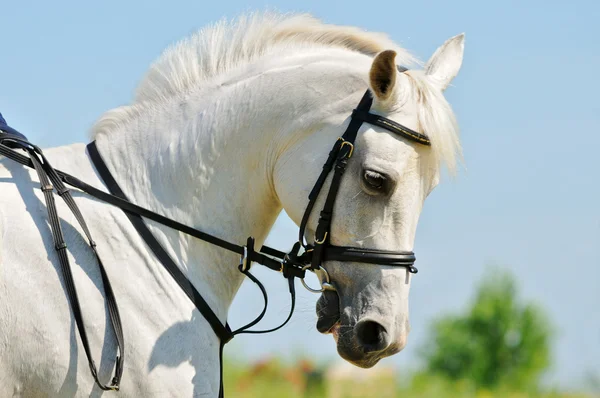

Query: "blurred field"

xmin=222 ymin=271 xmax=598 ymax=398
xmin=223 ymin=356 xmax=593 ymax=398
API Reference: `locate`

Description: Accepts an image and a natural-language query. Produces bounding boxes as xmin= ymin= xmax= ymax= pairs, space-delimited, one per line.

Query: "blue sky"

xmin=2 ymin=0 xmax=598 ymax=391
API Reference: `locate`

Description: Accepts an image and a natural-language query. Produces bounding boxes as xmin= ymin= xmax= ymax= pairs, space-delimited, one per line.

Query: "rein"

xmin=0 ymin=133 xmax=302 ymax=396
xmin=0 ymin=83 xmax=430 ymax=396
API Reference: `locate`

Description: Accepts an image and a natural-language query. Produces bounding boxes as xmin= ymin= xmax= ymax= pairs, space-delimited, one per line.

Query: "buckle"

xmin=239 ymin=246 xmax=249 ymax=272
xmin=314 ymin=231 xmax=328 ymax=245
xmin=339 ymin=140 xmax=354 ymax=158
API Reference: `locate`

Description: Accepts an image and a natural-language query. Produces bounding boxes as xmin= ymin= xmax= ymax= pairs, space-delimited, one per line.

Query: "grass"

xmin=222 ymin=356 xmax=593 ymax=398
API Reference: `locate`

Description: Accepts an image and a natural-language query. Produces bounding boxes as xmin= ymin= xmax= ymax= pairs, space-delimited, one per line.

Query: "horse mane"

xmin=133 ymin=12 xmax=418 ymax=104
xmin=94 ymin=12 xmax=461 ymax=172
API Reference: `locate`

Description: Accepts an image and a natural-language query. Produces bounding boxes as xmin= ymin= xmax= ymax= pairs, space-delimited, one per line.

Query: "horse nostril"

xmin=355 ymin=319 xmax=389 ymax=353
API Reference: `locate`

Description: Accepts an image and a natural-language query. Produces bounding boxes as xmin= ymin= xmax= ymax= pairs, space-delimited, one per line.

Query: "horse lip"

xmin=326 ymin=320 xmax=341 ymax=334
xmin=316 ymin=289 xmax=340 ymax=333
xmin=317 ymin=316 xmax=340 ymax=334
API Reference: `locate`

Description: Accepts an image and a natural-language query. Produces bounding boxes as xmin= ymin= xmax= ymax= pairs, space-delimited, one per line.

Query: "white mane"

xmin=133 ymin=12 xmax=418 ymax=104
xmin=95 ymin=12 xmax=461 ymax=172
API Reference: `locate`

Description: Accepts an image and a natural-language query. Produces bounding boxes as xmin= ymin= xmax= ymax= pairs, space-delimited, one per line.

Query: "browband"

xmin=352 ymin=109 xmax=431 ymax=146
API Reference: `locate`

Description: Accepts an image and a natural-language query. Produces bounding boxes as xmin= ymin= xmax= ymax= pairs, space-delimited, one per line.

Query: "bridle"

xmin=291 ymin=83 xmax=430 ymax=292
xmin=0 ymin=69 xmax=431 ymax=396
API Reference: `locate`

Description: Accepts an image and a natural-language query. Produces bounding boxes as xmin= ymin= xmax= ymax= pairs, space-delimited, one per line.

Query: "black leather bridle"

xmin=291 ymin=87 xmax=430 ymax=290
xmin=0 ymin=75 xmax=431 ymax=396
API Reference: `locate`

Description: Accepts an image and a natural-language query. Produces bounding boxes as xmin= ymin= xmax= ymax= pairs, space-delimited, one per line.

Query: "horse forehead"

xmin=359 ymin=131 xmax=421 ymax=174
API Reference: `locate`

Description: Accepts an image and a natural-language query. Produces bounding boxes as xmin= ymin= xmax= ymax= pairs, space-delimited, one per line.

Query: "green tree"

xmin=420 ymin=268 xmax=552 ymax=390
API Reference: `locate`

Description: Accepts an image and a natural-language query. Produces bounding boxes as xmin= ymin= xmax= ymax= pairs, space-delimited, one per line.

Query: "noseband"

xmin=0 ymin=75 xmax=431 ymax=396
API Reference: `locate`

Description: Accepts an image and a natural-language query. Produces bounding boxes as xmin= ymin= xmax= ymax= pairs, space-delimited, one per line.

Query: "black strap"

xmin=297 ymin=138 xmax=342 ymax=246
xmin=88 ymin=141 xmax=235 ymax=344
xmin=1 ymin=135 xmax=302 ymax=397
xmin=298 ymin=91 xmax=373 ymax=248
xmin=0 ymin=137 xmax=284 ymax=271
xmin=0 ymin=134 xmax=124 ymax=391
xmin=218 ymin=341 xmax=226 ymax=398
xmin=299 ymin=90 xmax=426 ymax=272
xmin=310 ymin=142 xmax=353 ymax=270
xmin=0 ymin=136 xmax=301 ymax=297
xmin=1 ymin=85 xmax=429 ymax=394
xmin=352 ymin=109 xmax=431 ymax=146
xmin=324 ymin=246 xmax=418 ymax=273
xmin=87 ymin=142 xmax=300 ymax=398
xmin=232 ymin=269 xmax=296 ymax=336
xmin=302 ymin=91 xmax=372 ymax=270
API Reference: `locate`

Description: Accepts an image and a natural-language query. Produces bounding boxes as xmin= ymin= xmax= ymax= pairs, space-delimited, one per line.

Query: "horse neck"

xmin=92 ymin=49 xmax=369 ymax=319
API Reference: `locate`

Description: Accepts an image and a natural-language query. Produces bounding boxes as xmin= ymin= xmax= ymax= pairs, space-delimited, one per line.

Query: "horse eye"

xmin=363 ymin=170 xmax=387 ymax=191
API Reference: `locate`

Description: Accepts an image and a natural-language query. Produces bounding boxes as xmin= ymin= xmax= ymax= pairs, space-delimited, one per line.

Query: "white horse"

xmin=0 ymin=12 xmax=464 ymax=397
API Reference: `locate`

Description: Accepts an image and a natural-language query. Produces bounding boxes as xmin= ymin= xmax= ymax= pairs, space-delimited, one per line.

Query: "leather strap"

xmin=0 ymin=134 xmax=301 ymax=397
xmin=88 ymin=142 xmax=235 ymax=344
xmin=298 ymin=90 xmax=426 ymax=273
xmin=0 ymin=85 xmax=430 ymax=395
xmin=0 ymin=137 xmax=285 ymax=271
xmin=305 ymin=91 xmax=372 ymax=270
xmin=0 ymin=133 xmax=124 ymax=391
xmin=352 ymin=109 xmax=431 ymax=146
xmin=298 ymin=91 xmax=373 ymax=248
xmin=324 ymin=246 xmax=418 ymax=273
xmin=87 ymin=142 xmax=299 ymax=398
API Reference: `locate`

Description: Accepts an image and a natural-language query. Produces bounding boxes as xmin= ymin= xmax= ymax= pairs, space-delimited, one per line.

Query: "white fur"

xmin=0 ymin=12 xmax=464 ymax=397
xmin=424 ymin=33 xmax=466 ymax=91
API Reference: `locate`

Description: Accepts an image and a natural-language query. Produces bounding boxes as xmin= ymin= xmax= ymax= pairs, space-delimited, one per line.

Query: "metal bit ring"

xmin=300 ymin=264 xmax=336 ymax=293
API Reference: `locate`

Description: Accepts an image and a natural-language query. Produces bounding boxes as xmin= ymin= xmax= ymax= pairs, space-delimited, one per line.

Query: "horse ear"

xmin=369 ymin=50 xmax=398 ymax=102
xmin=424 ymin=33 xmax=465 ymax=91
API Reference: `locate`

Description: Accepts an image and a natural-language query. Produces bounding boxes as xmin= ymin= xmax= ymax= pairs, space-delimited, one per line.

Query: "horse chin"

xmin=331 ymin=323 xmax=340 ymax=342
xmin=315 ymin=290 xmax=384 ymax=368
xmin=338 ymin=350 xmax=382 ymax=369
